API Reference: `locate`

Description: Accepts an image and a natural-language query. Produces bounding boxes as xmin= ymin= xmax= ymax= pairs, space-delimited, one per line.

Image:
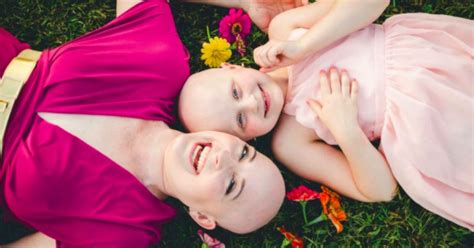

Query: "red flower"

xmin=219 ymin=8 xmax=251 ymax=44
xmin=287 ymin=185 xmax=320 ymax=202
xmin=277 ymin=227 xmax=304 ymax=248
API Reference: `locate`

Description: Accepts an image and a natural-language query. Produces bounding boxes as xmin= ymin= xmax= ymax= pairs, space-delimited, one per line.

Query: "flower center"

xmin=231 ymin=23 xmax=242 ymax=35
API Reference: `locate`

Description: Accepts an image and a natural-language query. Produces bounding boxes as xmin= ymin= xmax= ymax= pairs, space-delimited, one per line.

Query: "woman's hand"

xmin=306 ymin=68 xmax=359 ymax=138
xmin=253 ymin=39 xmax=306 ymax=72
xmin=242 ymin=0 xmax=308 ymax=32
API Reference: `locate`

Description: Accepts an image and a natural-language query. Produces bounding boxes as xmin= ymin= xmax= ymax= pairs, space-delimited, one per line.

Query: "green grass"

xmin=1 ymin=0 xmax=473 ymax=247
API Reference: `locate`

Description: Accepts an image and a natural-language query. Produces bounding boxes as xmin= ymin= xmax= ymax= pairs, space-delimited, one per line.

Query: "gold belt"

xmin=0 ymin=49 xmax=42 ymax=154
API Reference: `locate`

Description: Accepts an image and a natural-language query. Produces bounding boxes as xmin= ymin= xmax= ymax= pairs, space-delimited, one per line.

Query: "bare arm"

xmin=273 ymin=114 xmax=395 ymax=202
xmin=254 ymin=0 xmax=390 ymax=71
xmin=172 ymin=0 xmax=307 ymax=32
xmin=297 ymin=0 xmax=389 ymax=56
xmin=273 ymin=69 xmax=397 ymax=202
xmin=118 ymin=0 xmax=307 ymax=31
xmin=309 ymin=68 xmax=397 ymax=201
xmin=268 ymin=0 xmax=335 ymax=41
xmin=3 ymin=232 xmax=55 ymax=248
xmin=273 ymin=114 xmax=373 ymax=201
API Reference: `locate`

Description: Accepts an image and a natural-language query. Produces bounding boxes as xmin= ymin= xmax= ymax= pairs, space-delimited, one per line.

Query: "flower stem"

xmin=300 ymin=201 xmax=308 ymax=224
xmin=304 ymin=213 xmax=327 ymax=227
xmin=206 ymin=25 xmax=211 ymax=41
xmin=280 ymin=238 xmax=290 ymax=248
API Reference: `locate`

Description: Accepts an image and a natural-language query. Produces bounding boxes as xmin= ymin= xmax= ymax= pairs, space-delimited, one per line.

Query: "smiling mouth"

xmin=258 ymin=84 xmax=270 ymax=118
xmin=190 ymin=143 xmax=212 ymax=175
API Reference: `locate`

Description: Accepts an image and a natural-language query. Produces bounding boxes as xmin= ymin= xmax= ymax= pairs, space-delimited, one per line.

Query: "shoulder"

xmin=272 ymin=114 xmax=318 ymax=155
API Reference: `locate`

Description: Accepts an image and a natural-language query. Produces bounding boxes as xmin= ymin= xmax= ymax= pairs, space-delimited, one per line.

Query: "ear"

xmin=220 ymin=62 xmax=239 ymax=70
xmin=188 ymin=209 xmax=217 ymax=230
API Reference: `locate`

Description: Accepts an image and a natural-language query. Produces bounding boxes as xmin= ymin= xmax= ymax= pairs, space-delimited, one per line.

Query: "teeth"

xmin=197 ymin=146 xmax=210 ymax=173
xmin=192 ymin=145 xmax=201 ymax=168
xmin=192 ymin=145 xmax=203 ymax=172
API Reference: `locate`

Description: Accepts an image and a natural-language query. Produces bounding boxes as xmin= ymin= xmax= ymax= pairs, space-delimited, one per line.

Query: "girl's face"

xmin=179 ymin=64 xmax=285 ymax=141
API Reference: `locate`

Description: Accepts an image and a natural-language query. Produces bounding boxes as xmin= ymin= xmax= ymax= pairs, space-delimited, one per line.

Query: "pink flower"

xmin=197 ymin=230 xmax=225 ymax=248
xmin=219 ymin=8 xmax=251 ymax=44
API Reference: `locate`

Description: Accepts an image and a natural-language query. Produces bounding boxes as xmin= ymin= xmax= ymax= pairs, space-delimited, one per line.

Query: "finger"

xmin=330 ymin=67 xmax=341 ymax=94
xmin=319 ymin=70 xmax=331 ymax=98
xmin=259 ymin=64 xmax=281 ymax=73
xmin=253 ymin=46 xmax=263 ymax=67
xmin=341 ymin=70 xmax=350 ymax=97
xmin=306 ymin=99 xmax=322 ymax=117
xmin=350 ymin=79 xmax=358 ymax=101
xmin=254 ymin=44 xmax=269 ymax=66
xmin=259 ymin=66 xmax=275 ymax=73
xmin=260 ymin=43 xmax=275 ymax=68
xmin=267 ymin=44 xmax=282 ymax=66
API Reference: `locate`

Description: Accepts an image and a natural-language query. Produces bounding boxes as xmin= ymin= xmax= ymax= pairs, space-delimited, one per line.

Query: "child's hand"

xmin=253 ymin=40 xmax=305 ymax=72
xmin=306 ymin=68 xmax=360 ymax=137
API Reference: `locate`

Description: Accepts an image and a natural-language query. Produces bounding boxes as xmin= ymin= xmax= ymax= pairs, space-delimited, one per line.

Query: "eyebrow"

xmin=250 ymin=147 xmax=257 ymax=162
xmin=232 ymin=179 xmax=245 ymax=201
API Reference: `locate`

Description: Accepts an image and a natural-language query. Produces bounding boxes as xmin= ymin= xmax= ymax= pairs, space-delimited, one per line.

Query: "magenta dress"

xmin=285 ymin=14 xmax=473 ymax=230
xmin=0 ymin=0 xmax=189 ymax=246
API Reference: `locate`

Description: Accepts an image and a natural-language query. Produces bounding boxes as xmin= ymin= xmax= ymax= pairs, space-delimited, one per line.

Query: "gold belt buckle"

xmin=0 ymin=100 xmax=8 ymax=113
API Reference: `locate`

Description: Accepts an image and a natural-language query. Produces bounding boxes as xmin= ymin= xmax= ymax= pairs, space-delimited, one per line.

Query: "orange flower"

xmin=286 ymin=185 xmax=320 ymax=202
xmin=277 ymin=227 xmax=304 ymax=248
xmin=320 ymin=186 xmax=347 ymax=233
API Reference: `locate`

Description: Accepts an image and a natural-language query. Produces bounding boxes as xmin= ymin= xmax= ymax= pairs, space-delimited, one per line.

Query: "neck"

xmin=267 ymin=68 xmax=289 ymax=98
xmin=130 ymin=121 xmax=180 ymax=200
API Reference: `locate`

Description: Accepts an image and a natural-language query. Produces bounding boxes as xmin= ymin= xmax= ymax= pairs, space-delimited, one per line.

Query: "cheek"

xmin=246 ymin=116 xmax=271 ymax=136
xmin=192 ymin=176 xmax=224 ymax=199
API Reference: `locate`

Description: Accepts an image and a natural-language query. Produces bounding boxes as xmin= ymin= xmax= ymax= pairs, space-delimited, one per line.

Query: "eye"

xmin=225 ymin=175 xmax=236 ymax=195
xmin=232 ymin=84 xmax=240 ymax=100
xmin=239 ymin=145 xmax=249 ymax=161
xmin=236 ymin=113 xmax=245 ymax=129
xmin=232 ymin=88 xmax=240 ymax=100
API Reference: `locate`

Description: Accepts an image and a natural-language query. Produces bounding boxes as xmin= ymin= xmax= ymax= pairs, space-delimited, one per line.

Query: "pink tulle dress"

xmin=285 ymin=13 xmax=473 ymax=230
xmin=0 ymin=0 xmax=189 ymax=246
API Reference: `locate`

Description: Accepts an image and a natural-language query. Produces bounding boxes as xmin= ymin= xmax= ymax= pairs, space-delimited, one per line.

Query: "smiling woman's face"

xmin=178 ymin=64 xmax=285 ymax=141
xmin=162 ymin=131 xmax=285 ymax=234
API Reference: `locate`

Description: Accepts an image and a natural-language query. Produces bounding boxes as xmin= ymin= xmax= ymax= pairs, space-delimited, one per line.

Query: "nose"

xmin=213 ymin=147 xmax=233 ymax=171
xmin=241 ymin=94 xmax=258 ymax=114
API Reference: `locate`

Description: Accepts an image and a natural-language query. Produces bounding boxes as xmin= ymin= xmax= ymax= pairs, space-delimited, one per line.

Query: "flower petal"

xmin=328 ymin=214 xmax=344 ymax=233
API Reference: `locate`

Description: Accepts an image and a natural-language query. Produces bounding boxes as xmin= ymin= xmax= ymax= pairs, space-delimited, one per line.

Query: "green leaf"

xmin=280 ymin=238 xmax=290 ymax=248
xmin=305 ymin=213 xmax=327 ymax=227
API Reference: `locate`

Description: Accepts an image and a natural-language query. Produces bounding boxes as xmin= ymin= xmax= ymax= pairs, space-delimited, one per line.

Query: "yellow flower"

xmin=201 ymin=37 xmax=232 ymax=68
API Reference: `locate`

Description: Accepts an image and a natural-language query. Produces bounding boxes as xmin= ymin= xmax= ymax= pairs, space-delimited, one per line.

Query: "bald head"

xmin=179 ymin=65 xmax=285 ymax=141
xmin=216 ymin=154 xmax=285 ymax=233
